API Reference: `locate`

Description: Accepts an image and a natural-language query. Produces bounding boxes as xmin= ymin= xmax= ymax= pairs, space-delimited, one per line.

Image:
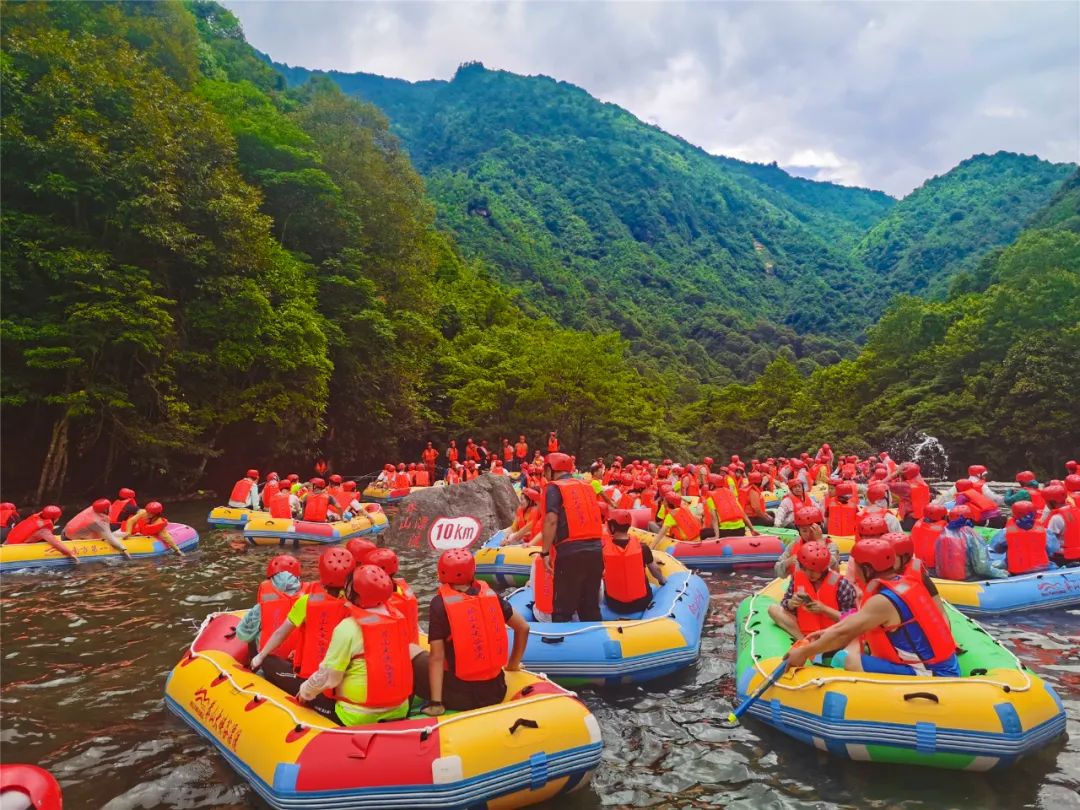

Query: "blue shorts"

xmin=860 ymin=653 xmax=961 ymax=677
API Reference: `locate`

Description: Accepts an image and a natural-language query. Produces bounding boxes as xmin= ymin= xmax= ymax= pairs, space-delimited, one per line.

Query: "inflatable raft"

xmin=734 ymin=578 xmax=1066 ymax=769
xmin=474 ymin=530 xmax=532 ymax=587
xmin=208 ymin=506 xmax=269 ymax=529
xmin=165 ymin=613 xmax=603 ymax=810
xmin=361 ymin=485 xmax=416 ymax=504
xmin=505 ymin=551 xmax=710 ymax=686
xmin=0 ymin=523 xmax=199 ymax=572
xmin=932 ymin=568 xmax=1080 ymax=615
xmin=242 ymin=509 xmax=387 ymax=547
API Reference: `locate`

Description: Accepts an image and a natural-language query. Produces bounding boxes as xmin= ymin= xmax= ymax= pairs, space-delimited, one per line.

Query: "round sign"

xmin=427 ymin=515 xmax=482 ymax=551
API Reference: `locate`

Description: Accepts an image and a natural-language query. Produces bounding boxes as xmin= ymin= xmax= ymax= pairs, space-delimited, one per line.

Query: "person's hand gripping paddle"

xmin=721 ymin=639 xmax=807 ymax=728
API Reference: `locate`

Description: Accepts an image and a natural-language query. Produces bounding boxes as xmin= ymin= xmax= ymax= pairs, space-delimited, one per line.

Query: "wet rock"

xmin=385 ymin=475 xmax=519 ymax=550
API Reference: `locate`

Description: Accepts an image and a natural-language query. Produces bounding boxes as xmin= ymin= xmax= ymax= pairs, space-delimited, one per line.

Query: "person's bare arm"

xmin=423 ymin=639 xmax=447 ymax=716
xmin=506 ymin=612 xmax=529 ymax=670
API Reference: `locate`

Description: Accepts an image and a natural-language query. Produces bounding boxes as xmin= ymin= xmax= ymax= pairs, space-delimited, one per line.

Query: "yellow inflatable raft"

xmin=165 ymin=612 xmax=603 ymax=809
xmin=207 ymin=506 xmax=269 ymax=529
xmin=1 ymin=523 xmax=199 ymax=572
xmin=242 ymin=510 xmax=387 ymax=547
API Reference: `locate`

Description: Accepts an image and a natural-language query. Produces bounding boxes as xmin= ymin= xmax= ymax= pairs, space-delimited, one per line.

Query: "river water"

xmin=1 ymin=500 xmax=1077 ymax=809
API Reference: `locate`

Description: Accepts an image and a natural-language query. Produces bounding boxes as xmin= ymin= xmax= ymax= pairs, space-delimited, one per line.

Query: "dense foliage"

xmin=854 ymin=153 xmax=1074 ymax=298
xmin=1 ymin=4 xmax=1076 ymax=500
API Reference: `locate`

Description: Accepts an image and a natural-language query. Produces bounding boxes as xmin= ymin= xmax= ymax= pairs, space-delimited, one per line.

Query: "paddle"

xmin=721 ymin=659 xmax=789 ymax=728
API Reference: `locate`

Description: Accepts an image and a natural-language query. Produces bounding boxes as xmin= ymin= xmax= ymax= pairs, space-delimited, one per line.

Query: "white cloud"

xmin=224 ymin=0 xmax=1080 ymax=196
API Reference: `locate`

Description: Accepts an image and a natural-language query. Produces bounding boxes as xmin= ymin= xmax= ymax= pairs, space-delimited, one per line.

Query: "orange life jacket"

xmin=466 ymin=445 xmax=480 ymax=462
xmin=108 ymin=497 xmax=136 ymax=524
xmin=1025 ymin=487 xmax=1047 ymax=512
xmin=681 ymin=475 xmax=700 ymax=497
xmin=1050 ymin=504 xmax=1080 ymax=561
xmin=826 ymin=499 xmax=857 ymax=536
xmin=909 ymin=481 xmax=930 ymax=520
xmin=669 ymin=506 xmax=702 ymax=542
xmin=711 ymin=486 xmax=744 ymax=523
xmin=910 ymin=519 xmax=944 ymax=567
xmin=293 ymin=582 xmax=349 ymax=677
xmin=257 ymin=579 xmax=301 ymax=660
xmin=229 ymin=478 xmax=255 ymax=504
xmin=514 ymin=442 xmax=528 ymax=459
xmin=1005 ymin=526 xmax=1050 ymax=574
xmin=413 ymin=469 xmax=430 ymax=487
xmin=268 ymin=491 xmax=293 ymax=519
xmin=393 ymin=473 xmax=411 ymax=490
xmin=503 ymin=445 xmax=513 ymax=461
xmin=131 ymin=516 xmax=167 ymax=536
xmin=5 ymin=514 xmax=52 ymax=545
xmin=439 ymin=582 xmax=509 ymax=681
xmin=346 ymin=603 xmax=413 ymax=707
xmin=532 ymin=552 xmax=554 ymax=615
xmin=303 ymin=493 xmax=330 ymax=522
xmin=261 ymin=481 xmax=281 ymax=505
xmin=327 ymin=485 xmax=346 ymax=507
xmin=422 ymin=449 xmax=438 ymax=465
xmin=550 ymin=478 xmax=603 ymax=543
xmin=64 ymin=505 xmax=102 ymax=537
xmin=447 ymin=448 xmax=459 ymax=463
xmin=791 ymin=568 xmax=841 ymax=634
xmin=960 ymin=486 xmax=997 ymax=517
xmin=602 ymin=535 xmax=649 ymax=603
xmin=547 ymin=438 xmax=558 ymax=453
xmin=388 ymin=578 xmax=419 ymax=644
xmin=862 ymin=576 xmax=956 ymax=665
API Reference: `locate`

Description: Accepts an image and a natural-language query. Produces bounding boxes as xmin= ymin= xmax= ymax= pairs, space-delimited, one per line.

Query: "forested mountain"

xmin=274 ymin=60 xmax=898 ymax=382
xmin=854 ymin=152 xmax=1074 ymax=297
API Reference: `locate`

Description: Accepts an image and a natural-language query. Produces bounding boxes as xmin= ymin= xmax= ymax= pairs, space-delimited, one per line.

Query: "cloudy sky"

xmin=225 ymin=1 xmax=1079 ymax=197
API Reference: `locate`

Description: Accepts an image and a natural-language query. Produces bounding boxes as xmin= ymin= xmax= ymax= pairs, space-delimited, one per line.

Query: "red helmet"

xmin=367 ymin=547 xmax=399 ymax=577
xmin=266 ymin=472 xmax=280 ymax=481
xmin=329 ymin=474 xmax=342 ymax=484
xmin=438 ymin=548 xmax=475 ymax=584
xmin=790 ymin=459 xmax=805 ymax=469
xmin=343 ymin=480 xmax=357 ymax=492
xmin=397 ymin=463 xmax=406 ymax=472
xmin=686 ymin=464 xmax=697 ymax=475
xmin=748 ymin=471 xmax=763 ymax=485
xmin=246 ymin=469 xmax=259 ymax=479
xmin=408 ymin=462 xmax=417 ymax=471
xmin=871 ymin=468 xmax=888 ymax=480
xmin=828 ymin=477 xmax=843 ymax=488
xmin=851 ymin=538 xmax=895 ymax=573
xmin=523 ymin=487 xmax=542 ymax=504
xmin=731 ymin=455 xmax=741 ymax=463
xmin=384 ymin=464 xmax=395 ymax=473
xmin=145 ymin=501 xmax=164 ymax=516
xmin=546 ymin=453 xmax=573 ymax=473
xmin=858 ymin=513 xmax=889 ymax=538
xmin=1043 ymin=484 xmax=1068 ymax=506
xmin=1065 ymin=474 xmax=1080 ymax=493
xmin=92 ymin=498 xmax=111 ymax=514
xmin=310 ymin=477 xmax=325 ymax=489
xmin=901 ymin=462 xmax=920 ymax=479
xmin=1011 ymin=501 xmax=1037 ymax=519
xmin=664 ymin=491 xmax=682 ymax=508
xmin=955 ymin=479 xmax=973 ymax=492
xmin=702 ymin=456 xmax=714 ymax=466
xmin=794 ymin=505 xmax=823 ymax=527
xmin=352 ymin=564 xmax=393 ymax=608
xmin=835 ymin=481 xmax=857 ymax=498
xmin=883 ymin=531 xmax=913 ymax=559
xmin=119 ymin=487 xmax=136 ymax=499
xmin=657 ymin=465 xmax=670 ymax=478
xmin=287 ymin=474 xmax=300 ymax=483
xmin=968 ymin=464 xmax=987 ymax=477
xmin=866 ymin=482 xmax=888 ymax=502
xmin=949 ymin=504 xmax=973 ymax=522
xmin=319 ymin=548 xmax=357 ymax=588
xmin=345 ymin=538 xmax=377 ymax=565
xmin=707 ymin=473 xmax=724 ymax=488
xmin=267 ymin=554 xmax=301 ymax=578
xmin=607 ymin=509 xmax=633 ymax=527
xmin=41 ymin=505 xmax=62 ymax=521
xmin=1067 ymin=460 xmax=1078 ymax=472
xmin=796 ymin=541 xmax=831 ymax=573
xmin=1016 ymin=470 xmax=1037 ymax=485
xmin=924 ymin=503 xmax=948 ymax=521
xmin=620 ymin=472 xmax=633 ymax=486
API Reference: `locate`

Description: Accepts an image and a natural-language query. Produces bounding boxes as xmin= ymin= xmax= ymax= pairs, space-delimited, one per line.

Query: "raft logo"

xmin=428 ymin=516 xmax=481 ymax=550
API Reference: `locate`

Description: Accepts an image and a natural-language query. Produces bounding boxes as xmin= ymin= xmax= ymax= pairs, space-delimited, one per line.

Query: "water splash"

xmin=888 ymin=430 xmax=949 ymax=480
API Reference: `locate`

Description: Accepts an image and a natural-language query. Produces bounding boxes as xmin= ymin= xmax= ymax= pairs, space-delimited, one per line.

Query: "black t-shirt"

xmin=544 ymin=483 xmax=571 ymax=542
xmin=428 ymin=584 xmax=513 ymax=674
xmin=613 ymin=535 xmax=654 ymax=567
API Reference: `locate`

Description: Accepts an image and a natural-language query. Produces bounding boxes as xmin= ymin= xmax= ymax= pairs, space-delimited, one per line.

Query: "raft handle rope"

xmin=510 ymin=575 xmax=693 ymax=638
xmin=184 ymin=612 xmax=584 ymax=738
xmin=742 ymin=589 xmax=1034 ymax=694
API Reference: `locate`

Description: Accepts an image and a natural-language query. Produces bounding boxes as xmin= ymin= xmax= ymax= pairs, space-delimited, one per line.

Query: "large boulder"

xmin=386 ymin=475 xmax=519 ymax=550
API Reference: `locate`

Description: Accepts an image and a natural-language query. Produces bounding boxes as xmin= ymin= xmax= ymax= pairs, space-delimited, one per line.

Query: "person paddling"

xmin=4 ymin=506 xmax=77 ymax=562
xmin=64 ymin=499 xmax=131 ymax=559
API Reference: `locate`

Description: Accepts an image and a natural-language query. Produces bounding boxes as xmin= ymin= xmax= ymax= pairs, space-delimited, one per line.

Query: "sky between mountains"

xmin=225 ymin=0 xmax=1078 ymax=197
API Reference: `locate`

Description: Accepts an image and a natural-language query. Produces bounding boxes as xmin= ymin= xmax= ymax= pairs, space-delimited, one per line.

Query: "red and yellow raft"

xmin=165 ymin=613 xmax=603 ymax=809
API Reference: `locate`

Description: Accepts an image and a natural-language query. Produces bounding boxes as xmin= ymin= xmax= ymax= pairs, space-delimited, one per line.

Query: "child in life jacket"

xmin=237 ymin=554 xmax=304 ymax=674
xmin=121 ymin=501 xmax=182 ymax=555
xmin=63 ymin=499 xmax=131 ymax=559
xmin=4 ymin=505 xmax=78 ymax=562
xmin=786 ymin=538 xmax=961 ymax=678
xmin=774 ymin=506 xmax=840 ymax=577
xmin=295 ymin=564 xmax=417 ymax=726
xmin=768 ymin=540 xmax=857 ymax=640
xmin=602 ymin=509 xmax=668 ymax=615
xmin=366 ymin=548 xmax=419 ymax=643
xmin=933 ymin=505 xmax=1007 ymax=581
xmin=252 ymin=548 xmax=356 ymax=696
xmin=412 ymin=549 xmax=530 ymax=715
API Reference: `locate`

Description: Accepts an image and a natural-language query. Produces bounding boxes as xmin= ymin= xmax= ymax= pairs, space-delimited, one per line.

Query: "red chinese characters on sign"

xmin=428 ymin=516 xmax=481 ymax=551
